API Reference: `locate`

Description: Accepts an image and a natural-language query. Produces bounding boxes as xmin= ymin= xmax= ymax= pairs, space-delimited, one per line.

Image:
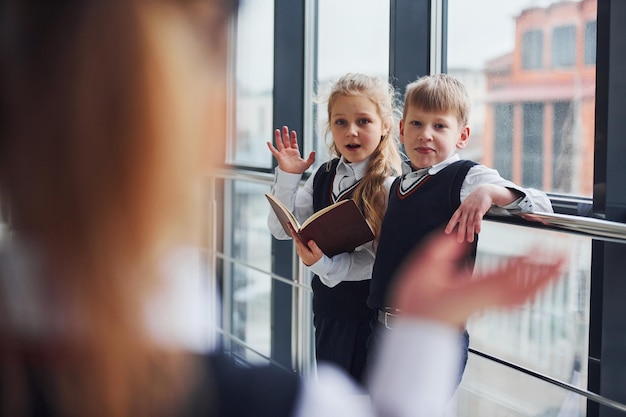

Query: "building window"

xmin=584 ymin=20 xmax=597 ymax=65
xmin=552 ymin=25 xmax=576 ymax=68
xmin=552 ymin=101 xmax=574 ymax=193
xmin=522 ymin=102 xmax=544 ymax=188
xmin=493 ymin=103 xmax=514 ymax=180
xmin=522 ymin=29 xmax=544 ymax=70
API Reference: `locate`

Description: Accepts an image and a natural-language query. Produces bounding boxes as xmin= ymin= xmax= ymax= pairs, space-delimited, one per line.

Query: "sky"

xmin=236 ymin=0 xmax=561 ymax=91
xmin=447 ymin=0 xmax=556 ymax=69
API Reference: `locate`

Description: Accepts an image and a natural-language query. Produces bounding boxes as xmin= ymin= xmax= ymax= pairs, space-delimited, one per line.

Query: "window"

xmin=466 ymin=222 xmax=590 ymax=417
xmin=449 ymin=1 xmax=596 ymax=197
xmin=522 ymin=102 xmax=544 ymax=188
xmin=552 ymin=25 xmax=576 ymax=68
xmin=231 ymin=0 xmax=274 ymax=168
xmin=447 ymin=2 xmax=597 ymax=413
xmin=311 ymin=0 xmax=390 ymax=169
xmin=225 ymin=180 xmax=274 ymax=362
xmin=584 ymin=20 xmax=597 ymax=65
xmin=216 ymin=0 xmax=626 ymax=411
xmin=493 ymin=103 xmax=514 ymax=180
xmin=552 ymin=101 xmax=574 ymax=193
xmin=523 ymin=29 xmax=544 ymax=70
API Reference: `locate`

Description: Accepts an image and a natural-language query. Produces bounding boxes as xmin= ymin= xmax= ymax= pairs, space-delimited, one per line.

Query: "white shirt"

xmin=267 ymin=157 xmax=396 ymax=288
xmin=0 ymin=239 xmax=460 ymax=417
xmin=296 ymin=319 xmax=461 ymax=417
xmin=401 ymin=154 xmax=554 ymax=214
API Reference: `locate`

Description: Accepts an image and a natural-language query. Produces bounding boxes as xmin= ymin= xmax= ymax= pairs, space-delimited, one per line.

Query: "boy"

xmin=367 ymin=73 xmax=554 ymax=384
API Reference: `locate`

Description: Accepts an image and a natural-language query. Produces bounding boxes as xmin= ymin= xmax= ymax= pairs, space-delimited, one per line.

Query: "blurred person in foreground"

xmin=0 ymin=1 xmax=566 ymax=416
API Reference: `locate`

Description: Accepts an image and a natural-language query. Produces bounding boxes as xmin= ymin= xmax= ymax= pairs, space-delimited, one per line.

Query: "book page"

xmin=265 ymin=193 xmax=302 ymax=236
xmin=300 ymin=199 xmax=350 ymax=229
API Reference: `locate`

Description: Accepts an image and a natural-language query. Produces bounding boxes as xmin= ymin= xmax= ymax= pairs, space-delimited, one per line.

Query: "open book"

xmin=265 ymin=193 xmax=375 ymax=257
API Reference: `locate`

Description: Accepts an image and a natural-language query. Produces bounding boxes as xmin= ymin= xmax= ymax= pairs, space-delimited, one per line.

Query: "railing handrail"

xmin=469 ymin=348 xmax=626 ymax=414
xmin=485 ymin=211 xmax=626 ymax=244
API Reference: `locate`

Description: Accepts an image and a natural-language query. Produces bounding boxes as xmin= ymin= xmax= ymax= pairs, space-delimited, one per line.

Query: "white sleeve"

xmin=145 ymin=246 xmax=217 ymax=353
xmin=267 ymin=167 xmax=317 ymax=239
xmin=368 ymin=320 xmax=461 ymax=417
xmin=292 ymin=319 xmax=460 ymax=417
xmin=294 ymin=364 xmax=376 ymax=417
xmin=462 ymin=165 xmax=554 ymax=213
xmin=307 ymin=242 xmax=376 ymax=288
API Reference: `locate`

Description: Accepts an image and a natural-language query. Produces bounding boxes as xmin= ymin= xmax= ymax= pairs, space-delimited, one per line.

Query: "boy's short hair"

xmin=403 ymin=73 xmax=470 ymax=126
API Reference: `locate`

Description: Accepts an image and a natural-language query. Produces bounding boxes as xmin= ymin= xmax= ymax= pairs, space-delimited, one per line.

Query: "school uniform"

xmin=309 ymin=158 xmax=373 ymax=384
xmin=367 ymin=154 xmax=554 ymax=385
xmin=268 ymin=157 xmax=395 ymax=384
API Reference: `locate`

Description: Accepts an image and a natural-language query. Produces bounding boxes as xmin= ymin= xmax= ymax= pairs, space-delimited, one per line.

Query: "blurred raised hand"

xmin=391 ymin=231 xmax=567 ymax=327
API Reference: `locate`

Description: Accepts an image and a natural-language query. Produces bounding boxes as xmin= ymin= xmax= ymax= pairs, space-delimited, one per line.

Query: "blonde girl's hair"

xmin=322 ymin=73 xmax=402 ymax=241
xmin=403 ymin=73 xmax=470 ymax=126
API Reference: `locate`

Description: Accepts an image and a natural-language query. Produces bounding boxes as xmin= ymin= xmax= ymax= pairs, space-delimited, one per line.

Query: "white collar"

xmin=406 ymin=153 xmax=460 ymax=178
xmin=336 ymin=156 xmax=370 ymax=181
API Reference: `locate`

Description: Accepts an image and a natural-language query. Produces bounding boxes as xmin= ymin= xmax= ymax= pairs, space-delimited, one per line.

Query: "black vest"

xmin=368 ymin=160 xmax=477 ymax=310
xmin=310 ymin=159 xmax=374 ymax=320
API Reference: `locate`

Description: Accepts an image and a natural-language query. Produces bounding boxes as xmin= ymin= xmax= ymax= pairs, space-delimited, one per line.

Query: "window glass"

xmin=522 ymin=102 xmax=544 ymax=188
xmin=457 ymin=352 xmax=587 ymax=416
xmin=459 ymin=222 xmax=590 ymax=416
xmin=584 ymin=20 xmax=597 ymax=65
xmin=523 ymin=30 xmax=544 ymax=70
xmin=493 ymin=103 xmax=514 ymax=180
xmin=310 ymin=0 xmax=390 ymax=169
xmin=552 ymin=25 xmax=576 ymax=68
xmin=447 ymin=0 xmax=596 ymax=197
xmin=230 ymin=0 xmax=274 ymax=168
xmin=553 ymin=101 xmax=574 ymax=192
xmin=225 ymin=180 xmax=274 ymax=361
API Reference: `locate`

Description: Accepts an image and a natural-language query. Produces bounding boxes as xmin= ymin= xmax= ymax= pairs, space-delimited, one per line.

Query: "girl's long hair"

xmin=324 ymin=73 xmax=402 ymax=241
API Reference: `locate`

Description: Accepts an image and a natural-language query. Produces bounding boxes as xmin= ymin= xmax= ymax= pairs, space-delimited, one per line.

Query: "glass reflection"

xmin=448 ymin=0 xmax=596 ymax=197
xmin=455 ymin=351 xmax=587 ymax=416
xmin=228 ymin=181 xmax=273 ymax=361
xmin=231 ymin=0 xmax=274 ymax=168
xmin=463 ymin=221 xmax=590 ymax=416
xmin=312 ymin=0 xmax=390 ymax=169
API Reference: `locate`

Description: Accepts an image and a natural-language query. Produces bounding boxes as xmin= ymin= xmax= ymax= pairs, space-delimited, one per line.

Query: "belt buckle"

xmin=384 ymin=310 xmax=397 ymax=330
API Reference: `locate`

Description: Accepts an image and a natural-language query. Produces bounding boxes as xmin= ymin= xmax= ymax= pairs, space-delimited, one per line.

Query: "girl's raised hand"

xmin=267 ymin=126 xmax=315 ymax=174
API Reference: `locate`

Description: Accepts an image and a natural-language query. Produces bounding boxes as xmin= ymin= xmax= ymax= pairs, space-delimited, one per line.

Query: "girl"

xmin=267 ymin=73 xmax=403 ymax=384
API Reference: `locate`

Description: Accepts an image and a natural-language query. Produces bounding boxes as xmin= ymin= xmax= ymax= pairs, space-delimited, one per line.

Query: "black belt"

xmin=377 ymin=308 xmax=400 ymax=329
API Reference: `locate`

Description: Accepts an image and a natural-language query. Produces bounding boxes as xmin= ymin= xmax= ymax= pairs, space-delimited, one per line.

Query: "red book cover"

xmin=265 ymin=193 xmax=375 ymax=257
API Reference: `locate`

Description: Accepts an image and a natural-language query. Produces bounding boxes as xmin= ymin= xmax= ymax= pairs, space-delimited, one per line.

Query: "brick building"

xmin=482 ymin=0 xmax=596 ymax=196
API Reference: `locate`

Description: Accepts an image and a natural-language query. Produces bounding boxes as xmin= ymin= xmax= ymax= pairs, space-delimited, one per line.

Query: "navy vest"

xmin=310 ymin=159 xmax=374 ymax=320
xmin=368 ymin=160 xmax=477 ymax=310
